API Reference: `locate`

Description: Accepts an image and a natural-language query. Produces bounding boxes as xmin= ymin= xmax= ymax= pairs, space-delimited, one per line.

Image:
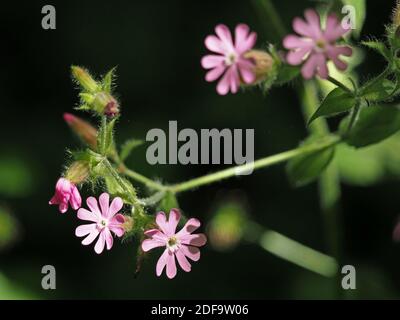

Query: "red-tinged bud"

xmin=65 ymin=161 xmax=90 ymax=185
xmin=244 ymin=50 xmax=274 ymax=83
xmin=63 ymin=113 xmax=97 ymax=150
xmin=92 ymin=92 xmax=120 ymax=117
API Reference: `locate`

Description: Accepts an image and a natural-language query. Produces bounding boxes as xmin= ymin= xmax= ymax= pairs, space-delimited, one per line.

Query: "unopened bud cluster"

xmin=71 ymin=66 xmax=120 ymax=117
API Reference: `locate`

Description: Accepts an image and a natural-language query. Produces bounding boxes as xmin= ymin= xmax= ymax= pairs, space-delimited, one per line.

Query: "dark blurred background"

xmin=1 ymin=0 xmax=400 ymax=299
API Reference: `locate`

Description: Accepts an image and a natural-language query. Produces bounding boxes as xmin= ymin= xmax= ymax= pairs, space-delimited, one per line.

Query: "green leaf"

xmin=286 ymin=139 xmax=335 ymax=187
xmin=104 ymin=174 xmax=137 ymax=205
xmin=342 ymin=0 xmax=366 ymax=38
xmin=97 ymin=117 xmax=117 ymax=155
xmin=120 ymin=138 xmax=144 ymax=162
xmin=361 ymin=79 xmax=396 ymax=102
xmin=102 ymin=67 xmax=117 ymax=93
xmin=361 ymin=40 xmax=391 ymax=61
xmin=336 ymin=143 xmax=385 ymax=186
xmin=341 ymin=105 xmax=400 ymax=148
xmin=0 ymin=207 xmax=18 ymax=250
xmin=275 ymin=64 xmax=300 ymax=85
xmin=308 ymin=87 xmax=356 ymax=124
xmin=157 ymin=191 xmax=179 ymax=213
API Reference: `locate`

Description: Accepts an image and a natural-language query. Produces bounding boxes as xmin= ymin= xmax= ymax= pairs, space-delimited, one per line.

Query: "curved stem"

xmin=169 ymin=136 xmax=339 ymax=194
xmin=119 ymin=164 xmax=167 ymax=191
xmin=245 ymin=221 xmax=338 ymax=277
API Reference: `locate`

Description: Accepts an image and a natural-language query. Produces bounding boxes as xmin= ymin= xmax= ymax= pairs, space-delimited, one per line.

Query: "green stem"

xmin=327 ymin=76 xmax=354 ymax=95
xmin=140 ymin=190 xmax=166 ymax=206
xmin=120 ymin=165 xmax=167 ymax=191
xmin=244 ymin=221 xmax=338 ymax=277
xmin=100 ymin=116 xmax=107 ymax=155
xmin=254 ymin=0 xmax=344 ymax=294
xmin=345 ymin=100 xmax=361 ymax=136
xmin=169 ymin=136 xmax=340 ymax=194
xmin=103 ymin=159 xmax=138 ymax=206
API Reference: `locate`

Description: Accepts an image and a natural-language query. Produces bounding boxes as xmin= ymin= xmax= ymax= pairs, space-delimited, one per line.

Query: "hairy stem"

xmin=169 ymin=136 xmax=339 ymax=194
xmin=119 ymin=164 xmax=167 ymax=191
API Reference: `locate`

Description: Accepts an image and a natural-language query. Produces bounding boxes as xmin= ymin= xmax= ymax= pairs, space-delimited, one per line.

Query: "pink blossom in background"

xmin=283 ymin=9 xmax=352 ymax=79
xmin=49 ymin=177 xmax=82 ymax=213
xmin=142 ymin=209 xmax=207 ymax=279
xmin=76 ymin=193 xmax=125 ymax=254
xmin=201 ymin=24 xmax=257 ymax=95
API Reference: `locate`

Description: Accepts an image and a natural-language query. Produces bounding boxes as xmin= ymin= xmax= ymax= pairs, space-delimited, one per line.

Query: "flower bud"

xmin=71 ymin=66 xmax=99 ymax=93
xmin=393 ymin=1 xmax=400 ymax=27
xmin=65 ymin=161 xmax=90 ymax=185
xmin=207 ymin=200 xmax=247 ymax=251
xmin=63 ymin=113 xmax=97 ymax=150
xmin=92 ymin=91 xmax=120 ymax=117
xmin=123 ymin=215 xmax=134 ymax=233
xmin=244 ymin=50 xmax=274 ymax=83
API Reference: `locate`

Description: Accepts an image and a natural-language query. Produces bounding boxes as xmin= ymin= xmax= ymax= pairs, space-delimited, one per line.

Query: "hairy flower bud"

xmin=71 ymin=66 xmax=99 ymax=93
xmin=244 ymin=50 xmax=274 ymax=83
xmin=63 ymin=113 xmax=97 ymax=150
xmin=123 ymin=215 xmax=134 ymax=233
xmin=65 ymin=161 xmax=90 ymax=185
xmin=92 ymin=91 xmax=120 ymax=117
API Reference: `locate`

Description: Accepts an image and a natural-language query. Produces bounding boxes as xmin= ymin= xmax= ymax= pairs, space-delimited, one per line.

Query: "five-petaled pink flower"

xmin=49 ymin=177 xmax=82 ymax=213
xmin=76 ymin=193 xmax=125 ymax=254
xmin=142 ymin=209 xmax=207 ymax=279
xmin=283 ymin=9 xmax=352 ymax=79
xmin=201 ymin=23 xmax=257 ymax=95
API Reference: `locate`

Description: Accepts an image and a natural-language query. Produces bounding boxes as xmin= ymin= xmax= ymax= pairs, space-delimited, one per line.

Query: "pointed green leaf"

xmin=361 ymin=40 xmax=391 ymax=61
xmin=308 ymin=87 xmax=356 ymax=124
xmin=120 ymin=138 xmax=144 ymax=162
xmin=341 ymin=105 xmax=400 ymax=148
xmin=361 ymin=79 xmax=396 ymax=102
xmin=102 ymin=67 xmax=117 ymax=93
xmin=286 ymin=138 xmax=336 ymax=187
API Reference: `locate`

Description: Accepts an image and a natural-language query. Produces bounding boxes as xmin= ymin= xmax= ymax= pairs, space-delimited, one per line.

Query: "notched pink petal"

xmin=176 ymin=249 xmax=191 ymax=272
xmin=99 ymin=193 xmax=110 ymax=217
xmin=181 ymin=245 xmax=201 ymax=262
xmin=167 ymin=209 xmax=181 ymax=235
xmin=166 ymin=251 xmax=177 ymax=279
xmin=155 ymin=212 xmax=169 ymax=234
xmin=180 ymin=233 xmax=207 ymax=247
xmin=156 ymin=249 xmax=169 ymax=277
xmin=75 ymin=224 xmax=96 ymax=237
xmin=108 ymin=197 xmax=123 ymax=218
xmin=94 ymin=232 xmax=106 ymax=254
xmin=77 ymin=208 xmax=98 ymax=222
xmin=201 ymin=55 xmax=225 ymax=69
xmin=142 ymin=239 xmax=165 ymax=252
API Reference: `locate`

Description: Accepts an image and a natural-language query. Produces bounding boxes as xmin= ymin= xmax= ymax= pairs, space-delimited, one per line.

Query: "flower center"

xmin=98 ymin=219 xmax=108 ymax=229
xmin=316 ymin=39 xmax=326 ymax=49
xmin=167 ymin=236 xmax=180 ymax=252
xmin=225 ymin=52 xmax=237 ymax=66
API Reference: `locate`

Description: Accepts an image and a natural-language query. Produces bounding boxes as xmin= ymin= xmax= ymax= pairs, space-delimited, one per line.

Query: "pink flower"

xmin=283 ymin=9 xmax=352 ymax=79
xmin=142 ymin=209 xmax=207 ymax=279
xmin=75 ymin=193 xmax=125 ymax=254
xmin=49 ymin=177 xmax=82 ymax=213
xmin=201 ymin=24 xmax=257 ymax=95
